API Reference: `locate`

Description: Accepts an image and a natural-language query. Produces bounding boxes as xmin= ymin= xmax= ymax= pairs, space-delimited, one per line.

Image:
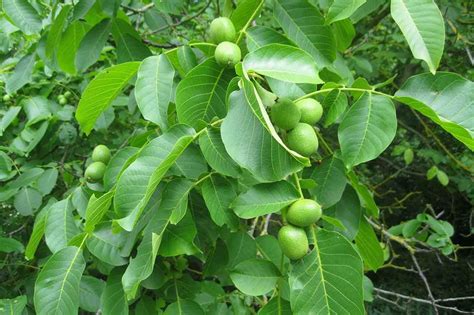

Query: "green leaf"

xmin=46 ymin=5 xmax=72 ymax=58
xmin=101 ymin=268 xmax=129 ymax=315
xmin=79 ymin=276 xmax=105 ymax=313
xmin=230 ymin=0 xmax=264 ymax=34
xmin=355 ymin=218 xmax=384 ymax=271
xmin=2 ymin=0 xmax=42 ymax=35
xmin=111 ymin=19 xmax=151 ymax=63
xmin=339 ymin=93 xmax=397 ymax=168
xmin=164 ymin=300 xmax=205 ymax=315
xmin=258 ymin=296 xmax=292 ymax=314
xmin=122 ymin=192 xmax=168 ymax=298
xmin=175 ymin=58 xmax=234 ymax=129
xmin=221 ymin=80 xmax=308 ymax=182
xmin=25 ymin=202 xmax=51 ymax=260
xmin=37 ymin=168 xmax=58 ymax=195
xmin=232 ymin=181 xmax=299 ymax=219
xmin=332 ymin=19 xmax=356 ymax=52
xmin=256 ymin=235 xmax=285 ymax=270
xmin=13 ymin=187 xmax=42 ymax=216
xmin=114 ymin=125 xmax=195 ymax=231
xmin=160 ymin=212 xmax=200 ymax=257
xmin=325 ymin=185 xmax=362 ymax=240
xmin=274 ymin=0 xmax=336 ymax=67
xmin=76 ymin=62 xmax=140 ymax=135
xmin=289 ymin=229 xmax=364 ymax=314
xmin=351 ymin=0 xmax=385 ymax=23
xmin=323 ymin=89 xmax=348 ymax=127
xmin=177 ymin=45 xmax=198 ymax=75
xmin=307 ymin=156 xmax=347 ymax=208
xmin=135 ymin=55 xmax=175 ymax=128
xmin=103 ymin=147 xmax=139 ymax=190
xmin=390 ymin=0 xmax=445 ymax=74
xmin=86 ymin=224 xmax=127 ymax=266
xmin=0 ymin=236 xmax=24 ymax=253
xmin=230 ymin=259 xmax=281 ymax=296
xmin=0 ymin=106 xmax=21 ymax=136
xmin=171 ymin=144 xmax=208 ymax=180
xmin=246 ymin=26 xmax=294 ymax=52
xmin=199 ymin=127 xmax=240 ymax=178
xmin=162 ymin=178 xmax=194 ymax=225
xmin=243 ymin=44 xmax=321 ymax=84
xmin=45 ymin=199 xmax=80 ymax=253
xmin=58 ymin=21 xmax=90 ymax=74
xmin=84 ymin=191 xmax=114 ymax=232
xmin=5 ymin=53 xmax=35 ymax=94
xmin=75 ymin=18 xmax=112 ymax=72
xmin=202 ymin=175 xmax=239 ymax=227
xmin=226 ymin=231 xmax=257 ymax=269
xmin=34 ymin=246 xmax=86 ymax=315
xmin=0 ymin=295 xmax=27 ymax=315
xmin=395 ymin=72 xmax=474 ymax=150
xmin=347 ymin=171 xmax=379 ymax=217
xmin=326 ymin=0 xmax=366 ymax=24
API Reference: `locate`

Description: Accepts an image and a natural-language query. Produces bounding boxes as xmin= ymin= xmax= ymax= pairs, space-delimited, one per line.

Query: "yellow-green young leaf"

xmin=101 ymin=269 xmax=129 ymax=315
xmin=34 ymin=246 xmax=86 ymax=315
xmin=274 ymin=0 xmax=336 ymax=67
xmin=243 ymin=44 xmax=322 ymax=84
xmin=390 ymin=0 xmax=445 ymax=74
xmin=135 ymin=55 xmax=175 ymax=129
xmin=437 ymin=170 xmax=449 ymax=186
xmin=76 ymin=62 xmax=140 ymax=135
xmin=25 ymin=202 xmax=52 ymax=260
xmin=395 ymin=72 xmax=474 ymax=150
xmin=355 ymin=218 xmax=384 ymax=271
xmin=46 ymin=5 xmax=72 ymax=58
xmin=232 ymin=181 xmax=299 ymax=219
xmin=230 ymin=259 xmax=281 ymax=296
xmin=246 ymin=26 xmax=294 ymax=53
xmin=2 ymin=0 xmax=42 ymax=35
xmin=338 ymin=93 xmax=397 ymax=168
xmin=221 ymin=80 xmax=308 ymax=182
xmin=75 ymin=18 xmax=112 ymax=72
xmin=114 ymin=125 xmax=195 ymax=231
xmin=289 ymin=229 xmax=364 ymax=314
xmin=326 ymin=0 xmax=365 ymax=24
xmin=175 ymin=58 xmax=234 ymax=130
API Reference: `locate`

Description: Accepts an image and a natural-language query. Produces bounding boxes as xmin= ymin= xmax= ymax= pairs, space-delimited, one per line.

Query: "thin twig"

xmin=410 ymin=254 xmax=439 ymax=315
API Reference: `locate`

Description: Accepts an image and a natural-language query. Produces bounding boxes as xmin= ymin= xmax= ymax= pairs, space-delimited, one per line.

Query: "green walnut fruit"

xmin=287 ymin=199 xmax=322 ymax=227
xmin=58 ymin=96 xmax=67 ymax=105
xmin=270 ymin=98 xmax=301 ymax=130
xmin=209 ymin=17 xmax=236 ymax=44
xmin=3 ymin=94 xmax=11 ymax=102
xmin=92 ymin=144 xmax=111 ymax=164
xmin=64 ymin=91 xmax=72 ymax=98
xmin=295 ymin=98 xmax=323 ymax=125
xmin=278 ymin=225 xmax=309 ymax=260
xmin=287 ymin=123 xmax=318 ymax=156
xmin=215 ymin=41 xmax=241 ymax=68
xmin=85 ymin=161 xmax=106 ymax=182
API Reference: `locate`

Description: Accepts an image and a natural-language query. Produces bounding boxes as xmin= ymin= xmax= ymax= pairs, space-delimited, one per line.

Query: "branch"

xmin=374 ymin=288 xmax=474 ymax=314
xmin=410 ymin=253 xmax=439 ymax=314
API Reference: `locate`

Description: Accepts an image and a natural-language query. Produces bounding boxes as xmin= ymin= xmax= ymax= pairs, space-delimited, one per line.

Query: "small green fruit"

xmin=215 ymin=41 xmax=241 ymax=68
xmin=270 ymin=98 xmax=301 ymax=130
xmin=3 ymin=94 xmax=11 ymax=102
xmin=64 ymin=91 xmax=72 ymax=98
xmin=287 ymin=199 xmax=322 ymax=227
xmin=85 ymin=161 xmax=106 ymax=182
xmin=209 ymin=17 xmax=236 ymax=44
xmin=59 ymin=97 xmax=67 ymax=105
xmin=287 ymin=123 xmax=318 ymax=156
xmin=92 ymin=144 xmax=111 ymax=164
xmin=295 ymin=98 xmax=323 ymax=125
xmin=278 ymin=225 xmax=309 ymax=260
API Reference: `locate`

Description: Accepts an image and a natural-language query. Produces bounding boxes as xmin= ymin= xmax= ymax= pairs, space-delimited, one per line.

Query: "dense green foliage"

xmin=0 ymin=0 xmax=473 ymax=314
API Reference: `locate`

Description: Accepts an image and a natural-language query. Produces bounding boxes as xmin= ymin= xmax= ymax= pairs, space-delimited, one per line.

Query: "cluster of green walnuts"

xmin=270 ymin=97 xmax=323 ymax=156
xmin=209 ymin=17 xmax=241 ymax=68
xmin=84 ymin=145 xmax=111 ymax=182
xmin=279 ymin=199 xmax=322 ymax=260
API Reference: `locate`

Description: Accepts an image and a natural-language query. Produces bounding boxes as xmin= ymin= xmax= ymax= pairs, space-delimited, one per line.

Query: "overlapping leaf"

xmin=246 ymin=26 xmax=294 ymax=52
